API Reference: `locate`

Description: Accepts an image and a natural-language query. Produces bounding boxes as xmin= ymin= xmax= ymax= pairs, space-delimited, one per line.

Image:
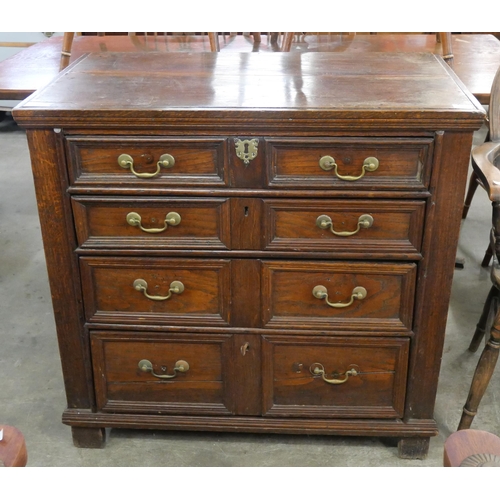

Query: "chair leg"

xmin=60 ymin=32 xmax=75 ymax=71
xmin=281 ymin=32 xmax=294 ymax=52
xmin=469 ymin=285 xmax=498 ymax=352
xmin=462 ymin=170 xmax=479 ymax=219
xmin=481 ymin=244 xmax=494 ymax=267
xmin=458 ymin=303 xmax=500 ymax=430
xmin=208 ymin=33 xmax=220 ymax=52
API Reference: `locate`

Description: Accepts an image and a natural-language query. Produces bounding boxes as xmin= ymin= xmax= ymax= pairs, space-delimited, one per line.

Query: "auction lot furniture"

xmin=13 ymin=51 xmax=484 ymax=458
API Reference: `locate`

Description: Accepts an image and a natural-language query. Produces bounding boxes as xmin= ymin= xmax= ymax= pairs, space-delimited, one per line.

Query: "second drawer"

xmin=72 ymin=197 xmax=231 ymax=250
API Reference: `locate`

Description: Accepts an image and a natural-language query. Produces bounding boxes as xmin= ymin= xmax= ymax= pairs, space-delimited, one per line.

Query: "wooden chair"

xmin=60 ymin=32 xmax=221 ymax=70
xmin=458 ymin=63 xmax=500 ymax=431
xmin=59 ymin=33 xmax=273 ymax=71
xmin=0 ymin=425 xmax=28 ymax=467
xmin=462 ymin=125 xmax=493 ymax=267
xmin=280 ymin=32 xmax=454 ymax=60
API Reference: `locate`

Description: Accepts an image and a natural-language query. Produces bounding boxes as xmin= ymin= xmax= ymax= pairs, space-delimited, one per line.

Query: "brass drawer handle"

xmin=118 ymin=153 xmax=175 ymax=178
xmin=126 ymin=211 xmax=181 ymax=233
xmin=312 ymin=285 xmax=367 ymax=308
xmin=138 ymin=359 xmax=189 ymax=379
xmin=316 ymin=214 xmax=374 ymax=236
xmin=319 ymin=156 xmax=379 ymax=181
xmin=133 ymin=279 xmax=184 ymax=301
xmin=310 ymin=363 xmax=358 ymax=385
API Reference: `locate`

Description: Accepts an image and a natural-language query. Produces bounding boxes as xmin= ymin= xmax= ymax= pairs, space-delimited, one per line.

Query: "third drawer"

xmin=80 ymin=257 xmax=416 ymax=332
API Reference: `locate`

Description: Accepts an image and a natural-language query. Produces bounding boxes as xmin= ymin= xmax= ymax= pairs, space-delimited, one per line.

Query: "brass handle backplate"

xmin=316 ymin=214 xmax=374 ymax=236
xmin=319 ymin=156 xmax=379 ymax=181
xmin=309 ymin=363 xmax=358 ymax=385
xmin=312 ymin=285 xmax=367 ymax=308
xmin=118 ymin=153 xmax=175 ymax=178
xmin=133 ymin=279 xmax=184 ymax=301
xmin=126 ymin=211 xmax=181 ymax=233
xmin=138 ymin=359 xmax=189 ymax=379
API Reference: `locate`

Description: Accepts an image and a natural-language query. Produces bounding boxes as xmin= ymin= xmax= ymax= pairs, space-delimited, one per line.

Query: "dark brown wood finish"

xmin=13 ymin=51 xmax=485 ymax=457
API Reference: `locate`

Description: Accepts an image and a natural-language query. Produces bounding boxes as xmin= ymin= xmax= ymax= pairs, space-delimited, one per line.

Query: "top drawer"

xmin=66 ymin=136 xmax=228 ymax=188
xmin=267 ymin=138 xmax=433 ymax=190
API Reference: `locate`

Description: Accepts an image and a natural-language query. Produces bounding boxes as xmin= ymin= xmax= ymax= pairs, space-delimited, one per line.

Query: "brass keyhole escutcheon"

xmin=235 ymin=138 xmax=259 ymax=165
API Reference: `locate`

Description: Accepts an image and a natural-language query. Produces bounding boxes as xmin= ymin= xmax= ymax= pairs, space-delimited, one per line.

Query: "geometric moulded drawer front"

xmin=261 ymin=260 xmax=417 ymax=333
xmin=65 ymin=136 xmax=228 ymax=189
xmin=266 ymin=137 xmax=433 ymax=190
xmin=91 ymin=332 xmax=234 ymax=415
xmin=80 ymin=257 xmax=231 ymax=327
xmin=262 ymin=198 xmax=425 ymax=258
xmin=71 ymin=196 xmax=231 ymax=250
xmin=262 ymin=335 xmax=409 ymax=418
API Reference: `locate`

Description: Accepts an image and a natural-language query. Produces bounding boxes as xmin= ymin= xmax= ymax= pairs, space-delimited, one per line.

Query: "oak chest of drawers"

xmin=13 ymin=51 xmax=485 ymax=458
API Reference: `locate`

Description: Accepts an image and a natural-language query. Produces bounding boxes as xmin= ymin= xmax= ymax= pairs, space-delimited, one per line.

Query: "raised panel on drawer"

xmin=91 ymin=331 xmax=234 ymax=415
xmin=66 ymin=136 xmax=228 ymax=188
xmin=72 ymin=197 xmax=231 ymax=250
xmin=266 ymin=137 xmax=433 ymax=190
xmin=262 ymin=335 xmax=409 ymax=418
xmin=263 ymin=199 xmax=425 ymax=257
xmin=261 ymin=260 xmax=416 ymax=333
xmin=80 ymin=257 xmax=231 ymax=326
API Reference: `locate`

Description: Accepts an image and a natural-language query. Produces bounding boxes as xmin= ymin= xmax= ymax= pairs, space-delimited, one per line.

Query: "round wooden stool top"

xmin=444 ymin=429 xmax=500 ymax=466
xmin=0 ymin=425 xmax=28 ymax=467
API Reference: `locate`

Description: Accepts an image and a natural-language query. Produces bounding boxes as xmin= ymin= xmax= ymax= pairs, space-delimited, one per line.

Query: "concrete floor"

xmin=0 ymin=115 xmax=498 ymax=467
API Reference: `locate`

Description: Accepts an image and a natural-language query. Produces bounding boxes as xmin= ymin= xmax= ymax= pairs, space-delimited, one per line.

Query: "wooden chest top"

xmin=13 ymin=51 xmax=485 ymax=130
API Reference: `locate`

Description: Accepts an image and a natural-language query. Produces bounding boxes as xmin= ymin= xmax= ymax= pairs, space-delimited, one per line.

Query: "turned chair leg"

xmin=482 ymin=244 xmax=494 ymax=267
xmin=281 ymin=32 xmax=294 ymax=52
xmin=469 ymin=285 xmax=498 ymax=352
xmin=462 ymin=170 xmax=479 ymax=219
xmin=208 ymin=33 xmax=220 ymax=52
xmin=60 ymin=32 xmax=75 ymax=71
xmin=458 ymin=301 xmax=500 ymax=430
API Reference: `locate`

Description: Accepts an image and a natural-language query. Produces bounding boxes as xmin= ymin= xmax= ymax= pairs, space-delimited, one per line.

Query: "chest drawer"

xmin=80 ymin=257 xmax=231 ymax=326
xmin=262 ymin=260 xmax=416 ymax=333
xmin=262 ymin=335 xmax=409 ymax=418
xmin=267 ymin=138 xmax=433 ymax=190
xmin=66 ymin=136 xmax=228 ymax=188
xmin=72 ymin=197 xmax=231 ymax=250
xmin=263 ymin=199 xmax=425 ymax=257
xmin=91 ymin=331 xmax=234 ymax=415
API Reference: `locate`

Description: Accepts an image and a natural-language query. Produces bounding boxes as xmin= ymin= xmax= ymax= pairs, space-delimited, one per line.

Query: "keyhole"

xmin=244 ymin=206 xmax=249 ymax=217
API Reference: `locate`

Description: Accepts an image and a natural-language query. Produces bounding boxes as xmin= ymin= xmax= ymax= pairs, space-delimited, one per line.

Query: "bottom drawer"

xmin=91 ymin=332 xmax=234 ymax=415
xmin=262 ymin=335 xmax=409 ymax=419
